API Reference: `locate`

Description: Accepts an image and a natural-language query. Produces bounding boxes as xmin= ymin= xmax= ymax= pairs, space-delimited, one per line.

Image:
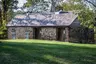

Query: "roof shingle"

xmin=7 ymin=12 xmax=79 ymax=27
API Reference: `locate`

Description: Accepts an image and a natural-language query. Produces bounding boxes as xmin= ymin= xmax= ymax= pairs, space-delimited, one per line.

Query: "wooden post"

xmin=65 ymin=27 xmax=69 ymax=42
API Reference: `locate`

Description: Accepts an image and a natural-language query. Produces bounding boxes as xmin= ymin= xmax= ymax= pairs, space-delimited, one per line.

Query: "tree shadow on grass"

xmin=0 ymin=42 xmax=96 ymax=64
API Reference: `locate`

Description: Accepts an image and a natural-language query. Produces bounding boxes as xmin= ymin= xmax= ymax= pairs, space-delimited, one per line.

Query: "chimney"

xmin=55 ymin=10 xmax=68 ymax=14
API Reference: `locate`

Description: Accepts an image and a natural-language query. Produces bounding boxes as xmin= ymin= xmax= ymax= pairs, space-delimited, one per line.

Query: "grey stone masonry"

xmin=40 ymin=27 xmax=57 ymax=40
xmin=8 ymin=27 xmax=67 ymax=41
xmin=8 ymin=27 xmax=34 ymax=39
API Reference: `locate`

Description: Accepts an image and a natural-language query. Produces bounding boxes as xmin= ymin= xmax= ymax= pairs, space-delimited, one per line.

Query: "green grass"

xmin=0 ymin=40 xmax=96 ymax=64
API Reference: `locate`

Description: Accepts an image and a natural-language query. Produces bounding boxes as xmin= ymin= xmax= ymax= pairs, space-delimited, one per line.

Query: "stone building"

xmin=7 ymin=11 xmax=80 ymax=42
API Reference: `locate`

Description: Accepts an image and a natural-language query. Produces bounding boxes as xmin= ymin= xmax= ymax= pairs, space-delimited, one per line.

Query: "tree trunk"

xmin=51 ymin=0 xmax=56 ymax=12
xmin=0 ymin=9 xmax=2 ymax=26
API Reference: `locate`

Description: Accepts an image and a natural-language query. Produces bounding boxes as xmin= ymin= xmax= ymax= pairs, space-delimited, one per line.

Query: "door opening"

xmin=57 ymin=28 xmax=62 ymax=41
xmin=34 ymin=28 xmax=40 ymax=39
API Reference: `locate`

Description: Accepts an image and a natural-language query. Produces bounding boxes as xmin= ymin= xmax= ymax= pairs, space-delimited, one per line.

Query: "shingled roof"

xmin=7 ymin=12 xmax=80 ymax=27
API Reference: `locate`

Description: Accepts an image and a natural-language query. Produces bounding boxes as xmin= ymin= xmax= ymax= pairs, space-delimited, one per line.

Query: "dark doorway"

xmin=33 ymin=28 xmax=40 ymax=39
xmin=57 ymin=28 xmax=62 ymax=41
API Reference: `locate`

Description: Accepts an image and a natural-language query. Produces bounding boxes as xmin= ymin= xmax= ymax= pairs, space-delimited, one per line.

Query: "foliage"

xmin=1 ymin=0 xmax=18 ymax=20
xmin=25 ymin=0 xmax=45 ymax=7
xmin=56 ymin=0 xmax=95 ymax=41
xmin=0 ymin=9 xmax=2 ymax=26
xmin=25 ymin=0 xmax=64 ymax=12
xmin=0 ymin=0 xmax=18 ymax=38
xmin=27 ymin=1 xmax=51 ymax=13
xmin=78 ymin=9 xmax=94 ymax=28
xmin=57 ymin=0 xmax=95 ymax=29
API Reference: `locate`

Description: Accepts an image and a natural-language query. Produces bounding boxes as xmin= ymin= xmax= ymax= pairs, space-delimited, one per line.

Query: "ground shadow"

xmin=0 ymin=42 xmax=96 ymax=64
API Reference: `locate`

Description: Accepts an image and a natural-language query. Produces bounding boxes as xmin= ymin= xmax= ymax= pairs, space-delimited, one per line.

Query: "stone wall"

xmin=8 ymin=27 xmax=66 ymax=41
xmin=8 ymin=27 xmax=12 ymax=39
xmin=8 ymin=27 xmax=33 ymax=39
xmin=40 ymin=27 xmax=57 ymax=40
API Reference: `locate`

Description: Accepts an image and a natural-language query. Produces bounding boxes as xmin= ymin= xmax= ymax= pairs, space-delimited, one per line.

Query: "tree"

xmin=85 ymin=0 xmax=96 ymax=8
xmin=2 ymin=0 xmax=18 ymax=21
xmin=25 ymin=0 xmax=64 ymax=12
xmin=0 ymin=1 xmax=2 ymax=26
xmin=0 ymin=13 xmax=1 ymax=27
xmin=50 ymin=0 xmax=64 ymax=12
xmin=84 ymin=0 xmax=96 ymax=40
xmin=0 ymin=0 xmax=18 ymax=38
xmin=59 ymin=0 xmax=95 ymax=42
xmin=25 ymin=0 xmax=44 ymax=7
xmin=0 ymin=0 xmax=18 ymax=30
xmin=58 ymin=0 xmax=95 ymax=28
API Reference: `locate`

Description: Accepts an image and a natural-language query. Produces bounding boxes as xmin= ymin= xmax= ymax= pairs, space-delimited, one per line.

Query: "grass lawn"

xmin=0 ymin=40 xmax=96 ymax=64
